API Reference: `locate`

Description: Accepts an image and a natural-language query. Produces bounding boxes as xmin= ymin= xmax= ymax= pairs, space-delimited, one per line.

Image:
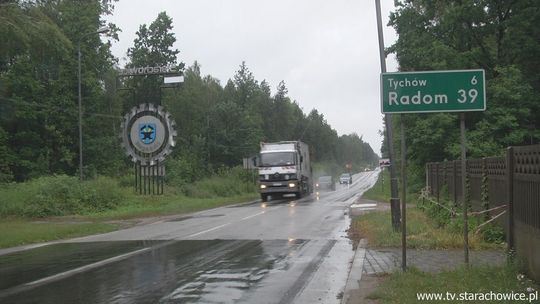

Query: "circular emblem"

xmin=120 ymin=103 xmax=176 ymax=165
xmin=139 ymin=123 xmax=156 ymax=144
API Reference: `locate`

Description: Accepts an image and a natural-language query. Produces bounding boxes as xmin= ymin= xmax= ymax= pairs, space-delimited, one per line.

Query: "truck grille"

xmin=260 ymin=173 xmax=295 ymax=181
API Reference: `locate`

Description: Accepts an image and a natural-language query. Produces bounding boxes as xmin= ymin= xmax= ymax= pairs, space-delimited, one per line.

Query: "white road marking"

xmin=350 ymin=203 xmax=377 ymax=208
xmin=241 ymin=211 xmax=265 ymax=220
xmin=185 ymin=223 xmax=230 ymax=238
xmin=355 ymin=207 xmax=377 ymax=211
xmin=26 ymin=247 xmax=151 ymax=287
xmin=184 ymin=205 xmax=284 ymax=238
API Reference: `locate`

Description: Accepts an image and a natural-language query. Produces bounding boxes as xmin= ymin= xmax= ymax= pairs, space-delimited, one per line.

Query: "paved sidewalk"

xmin=365 ymin=248 xmax=506 ymax=274
xmin=342 ymin=199 xmax=507 ymax=303
xmin=343 ymin=245 xmax=506 ymax=304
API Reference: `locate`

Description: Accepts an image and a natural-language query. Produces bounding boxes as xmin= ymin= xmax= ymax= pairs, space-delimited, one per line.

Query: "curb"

xmin=341 ymin=238 xmax=367 ymax=304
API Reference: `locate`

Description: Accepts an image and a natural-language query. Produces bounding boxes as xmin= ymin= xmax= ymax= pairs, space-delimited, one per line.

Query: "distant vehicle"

xmin=258 ymin=141 xmax=312 ymax=201
xmin=316 ymin=176 xmax=335 ymax=191
xmin=339 ymin=173 xmax=352 ymax=184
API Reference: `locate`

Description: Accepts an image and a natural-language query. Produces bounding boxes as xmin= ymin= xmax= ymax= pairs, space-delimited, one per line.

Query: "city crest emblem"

xmin=139 ymin=123 xmax=156 ymax=144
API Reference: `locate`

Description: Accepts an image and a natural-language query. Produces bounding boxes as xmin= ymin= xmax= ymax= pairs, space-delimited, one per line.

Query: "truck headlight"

xmin=288 ymin=183 xmax=296 ymax=188
xmin=260 ymin=185 xmax=267 ymax=189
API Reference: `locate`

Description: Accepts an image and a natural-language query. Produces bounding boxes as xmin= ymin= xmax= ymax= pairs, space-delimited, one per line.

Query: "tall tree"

xmin=125 ymin=11 xmax=184 ymax=106
xmin=0 ymin=0 xmax=119 ymax=180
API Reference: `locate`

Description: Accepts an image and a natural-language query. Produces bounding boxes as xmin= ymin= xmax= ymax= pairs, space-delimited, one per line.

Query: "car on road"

xmin=339 ymin=173 xmax=352 ymax=184
xmin=315 ymin=176 xmax=335 ymax=191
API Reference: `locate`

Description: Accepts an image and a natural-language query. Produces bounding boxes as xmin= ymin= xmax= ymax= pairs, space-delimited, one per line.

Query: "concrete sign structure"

xmin=120 ymin=103 xmax=177 ymax=195
xmin=381 ymin=69 xmax=485 ymax=114
xmin=116 ymin=61 xmax=182 ymax=195
xmin=120 ymin=103 xmax=176 ymax=166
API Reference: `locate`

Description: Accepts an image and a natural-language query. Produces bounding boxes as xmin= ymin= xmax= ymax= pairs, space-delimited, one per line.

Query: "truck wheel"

xmin=296 ymin=192 xmax=303 ymax=199
xmin=261 ymin=194 xmax=268 ymax=202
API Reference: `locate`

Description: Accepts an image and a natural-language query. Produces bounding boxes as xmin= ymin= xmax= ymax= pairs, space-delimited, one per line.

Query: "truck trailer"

xmin=258 ymin=141 xmax=312 ymax=202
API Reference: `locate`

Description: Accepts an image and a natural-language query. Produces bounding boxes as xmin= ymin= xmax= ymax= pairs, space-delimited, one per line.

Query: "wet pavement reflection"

xmin=0 ymin=239 xmax=307 ymax=304
xmin=0 ymin=240 xmax=162 ymax=291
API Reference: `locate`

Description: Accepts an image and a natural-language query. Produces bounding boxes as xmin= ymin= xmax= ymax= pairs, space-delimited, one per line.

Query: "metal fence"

xmin=426 ymin=144 xmax=540 ymax=281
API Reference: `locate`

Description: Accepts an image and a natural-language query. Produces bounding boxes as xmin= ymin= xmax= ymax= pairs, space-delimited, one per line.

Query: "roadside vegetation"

xmin=369 ymin=264 xmax=539 ymax=304
xmin=361 ymin=168 xmax=390 ymax=203
xmin=351 ymin=208 xmax=502 ymax=250
xmin=355 ymin=165 xmax=505 ymax=249
xmin=0 ymin=167 xmax=258 ymax=219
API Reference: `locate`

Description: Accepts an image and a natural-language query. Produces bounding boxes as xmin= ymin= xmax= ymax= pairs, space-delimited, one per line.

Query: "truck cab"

xmin=258 ymin=141 xmax=312 ymax=202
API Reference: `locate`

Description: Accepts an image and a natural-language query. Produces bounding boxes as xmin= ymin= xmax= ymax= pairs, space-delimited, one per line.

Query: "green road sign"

xmin=381 ymin=69 xmax=486 ymax=114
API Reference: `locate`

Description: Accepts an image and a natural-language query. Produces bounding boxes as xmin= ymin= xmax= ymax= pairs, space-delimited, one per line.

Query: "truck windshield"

xmin=260 ymin=152 xmax=295 ymax=167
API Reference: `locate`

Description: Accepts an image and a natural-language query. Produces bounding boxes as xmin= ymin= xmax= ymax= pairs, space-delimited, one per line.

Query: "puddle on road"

xmin=0 ymin=239 xmax=308 ymax=304
xmin=0 ymin=240 xmax=163 ymax=291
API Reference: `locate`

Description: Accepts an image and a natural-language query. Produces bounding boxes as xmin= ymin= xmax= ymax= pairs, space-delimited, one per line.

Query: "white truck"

xmin=258 ymin=141 xmax=312 ymax=202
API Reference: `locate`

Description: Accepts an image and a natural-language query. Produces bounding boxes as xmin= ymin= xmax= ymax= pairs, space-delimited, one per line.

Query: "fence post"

xmin=442 ymin=162 xmax=447 ymax=199
xmin=435 ymin=163 xmax=440 ymax=205
xmin=482 ymin=158 xmax=489 ymax=221
xmin=453 ymin=160 xmax=458 ymax=207
xmin=506 ymin=147 xmax=515 ymax=253
xmin=426 ymin=163 xmax=429 ymax=190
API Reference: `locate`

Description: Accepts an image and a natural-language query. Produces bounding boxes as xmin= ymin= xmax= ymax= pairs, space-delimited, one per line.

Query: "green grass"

xmin=369 ymin=264 xmax=539 ymax=304
xmin=0 ymin=220 xmax=118 ymax=248
xmin=362 ymin=168 xmax=391 ymax=202
xmin=351 ymin=208 xmax=502 ymax=249
xmin=87 ymin=193 xmax=258 ymax=220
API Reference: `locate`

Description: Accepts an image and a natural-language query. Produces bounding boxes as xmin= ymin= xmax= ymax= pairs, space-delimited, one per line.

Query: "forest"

xmin=384 ymin=0 xmax=540 ymax=190
xmin=0 ymin=0 xmax=379 ymax=186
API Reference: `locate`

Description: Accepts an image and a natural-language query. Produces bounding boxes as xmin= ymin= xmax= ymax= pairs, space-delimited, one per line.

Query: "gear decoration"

xmin=120 ymin=103 xmax=177 ymax=165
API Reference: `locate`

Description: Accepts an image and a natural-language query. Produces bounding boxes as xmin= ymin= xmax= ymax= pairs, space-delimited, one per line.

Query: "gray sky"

xmin=105 ymin=0 xmax=399 ymax=155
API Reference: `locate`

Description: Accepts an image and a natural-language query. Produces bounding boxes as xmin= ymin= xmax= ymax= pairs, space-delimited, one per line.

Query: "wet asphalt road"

xmin=0 ymin=170 xmax=379 ymax=304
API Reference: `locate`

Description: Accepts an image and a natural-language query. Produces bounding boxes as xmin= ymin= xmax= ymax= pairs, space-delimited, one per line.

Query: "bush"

xmin=117 ymin=174 xmax=135 ymax=188
xmin=183 ymin=166 xmax=257 ymax=198
xmin=481 ymin=223 xmax=505 ymax=243
xmin=165 ymin=152 xmax=211 ymax=187
xmin=0 ymin=175 xmax=127 ymax=217
xmin=417 ymin=195 xmax=454 ymax=228
xmin=21 ymin=175 xmax=83 ymax=217
xmin=79 ymin=177 xmax=126 ymax=212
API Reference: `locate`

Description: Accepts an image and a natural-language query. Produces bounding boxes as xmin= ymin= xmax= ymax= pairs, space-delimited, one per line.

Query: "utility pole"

xmin=400 ymin=115 xmax=407 ymax=270
xmin=77 ymin=26 xmax=110 ymax=181
xmin=375 ymin=0 xmax=401 ymax=230
xmin=460 ymin=113 xmax=469 ymax=266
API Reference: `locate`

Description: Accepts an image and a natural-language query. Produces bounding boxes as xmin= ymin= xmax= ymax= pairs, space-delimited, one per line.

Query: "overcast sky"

xmin=105 ymin=0 xmax=399 ymax=155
